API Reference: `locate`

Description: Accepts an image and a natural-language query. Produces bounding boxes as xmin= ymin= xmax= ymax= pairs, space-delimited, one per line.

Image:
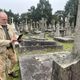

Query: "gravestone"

xmin=40 ymin=18 xmax=47 ymax=32
xmin=65 ymin=14 xmax=72 ymax=36
xmin=19 ymin=52 xmax=70 ymax=80
xmin=19 ymin=54 xmax=53 ymax=80
xmin=30 ymin=19 xmax=33 ymax=31
xmin=38 ymin=32 xmax=45 ymax=40
xmin=36 ymin=21 xmax=39 ymax=30
xmin=24 ymin=19 xmax=29 ymax=32
xmin=54 ymin=23 xmax=60 ymax=37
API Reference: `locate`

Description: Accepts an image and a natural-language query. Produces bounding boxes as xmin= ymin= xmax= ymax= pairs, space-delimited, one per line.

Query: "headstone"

xmin=55 ymin=23 xmax=60 ymax=37
xmin=52 ymin=24 xmax=55 ymax=31
xmin=19 ymin=54 xmax=54 ymax=80
xmin=30 ymin=19 xmax=33 ymax=31
xmin=38 ymin=32 xmax=45 ymax=40
xmin=65 ymin=15 xmax=71 ymax=36
xmin=40 ymin=18 xmax=47 ymax=32
xmin=24 ymin=19 xmax=29 ymax=32
xmin=71 ymin=22 xmax=75 ymax=33
xmin=36 ymin=21 xmax=39 ymax=30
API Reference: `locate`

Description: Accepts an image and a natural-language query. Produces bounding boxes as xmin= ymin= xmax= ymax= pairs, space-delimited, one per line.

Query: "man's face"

xmin=0 ymin=12 xmax=8 ymax=26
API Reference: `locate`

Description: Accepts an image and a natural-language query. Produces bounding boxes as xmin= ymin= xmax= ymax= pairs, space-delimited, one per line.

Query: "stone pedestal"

xmin=51 ymin=54 xmax=80 ymax=80
xmin=19 ymin=54 xmax=54 ymax=80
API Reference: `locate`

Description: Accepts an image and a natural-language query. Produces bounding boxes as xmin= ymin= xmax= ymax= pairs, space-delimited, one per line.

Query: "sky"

xmin=0 ymin=0 xmax=69 ymax=14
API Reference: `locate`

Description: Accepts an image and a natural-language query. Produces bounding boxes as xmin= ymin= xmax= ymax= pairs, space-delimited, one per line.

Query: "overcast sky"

xmin=0 ymin=0 xmax=69 ymax=14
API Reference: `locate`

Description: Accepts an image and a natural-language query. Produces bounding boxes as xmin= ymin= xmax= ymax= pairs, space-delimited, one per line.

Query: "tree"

xmin=18 ymin=0 xmax=52 ymax=25
xmin=65 ymin=0 xmax=78 ymax=26
xmin=36 ymin=0 xmax=52 ymax=24
xmin=26 ymin=0 xmax=52 ymax=25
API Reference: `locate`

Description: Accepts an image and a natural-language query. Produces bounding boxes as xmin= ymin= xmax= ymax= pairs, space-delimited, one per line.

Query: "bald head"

xmin=0 ymin=11 xmax=8 ymax=25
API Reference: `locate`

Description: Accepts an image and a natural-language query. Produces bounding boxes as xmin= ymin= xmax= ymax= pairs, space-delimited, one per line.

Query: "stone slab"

xmin=19 ymin=54 xmax=53 ymax=80
xmin=19 ymin=51 xmax=71 ymax=80
xmin=54 ymin=37 xmax=74 ymax=42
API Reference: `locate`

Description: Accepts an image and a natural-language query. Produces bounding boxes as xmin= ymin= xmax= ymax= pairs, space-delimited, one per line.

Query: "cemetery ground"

xmin=9 ymin=33 xmax=73 ymax=80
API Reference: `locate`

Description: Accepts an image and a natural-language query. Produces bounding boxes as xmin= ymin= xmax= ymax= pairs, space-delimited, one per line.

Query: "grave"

xmin=54 ymin=23 xmax=61 ymax=37
xmin=19 ymin=40 xmax=63 ymax=52
xmin=19 ymin=52 xmax=71 ymax=80
xmin=54 ymin=37 xmax=74 ymax=42
xmin=19 ymin=53 xmax=53 ymax=80
xmin=24 ymin=19 xmax=29 ymax=33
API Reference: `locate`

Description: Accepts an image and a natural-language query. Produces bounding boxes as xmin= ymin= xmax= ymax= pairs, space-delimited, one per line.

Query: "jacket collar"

xmin=0 ymin=24 xmax=9 ymax=29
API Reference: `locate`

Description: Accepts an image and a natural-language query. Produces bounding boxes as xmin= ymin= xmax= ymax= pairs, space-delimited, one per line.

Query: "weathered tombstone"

xmin=30 ymin=19 xmax=33 ymax=31
xmin=71 ymin=22 xmax=75 ymax=33
xmin=38 ymin=32 xmax=45 ymax=40
xmin=40 ymin=18 xmax=47 ymax=32
xmin=65 ymin=15 xmax=72 ymax=36
xmin=19 ymin=54 xmax=54 ymax=80
xmin=39 ymin=18 xmax=47 ymax=38
xmin=54 ymin=23 xmax=61 ymax=37
xmin=36 ymin=21 xmax=39 ymax=30
xmin=24 ymin=19 xmax=29 ymax=32
xmin=51 ymin=19 xmax=56 ymax=31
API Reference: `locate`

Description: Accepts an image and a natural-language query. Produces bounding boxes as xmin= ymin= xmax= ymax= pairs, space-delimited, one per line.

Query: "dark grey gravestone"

xmin=19 ymin=53 xmax=55 ymax=80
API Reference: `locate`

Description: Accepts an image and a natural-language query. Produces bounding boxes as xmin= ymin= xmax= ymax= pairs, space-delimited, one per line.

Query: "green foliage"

xmin=36 ymin=0 xmax=52 ymax=24
xmin=20 ymin=0 xmax=52 ymax=24
xmin=59 ymin=42 xmax=73 ymax=51
xmin=65 ymin=0 xmax=78 ymax=26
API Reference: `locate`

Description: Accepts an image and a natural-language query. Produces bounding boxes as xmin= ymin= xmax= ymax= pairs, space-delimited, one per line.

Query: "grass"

xmin=8 ymin=49 xmax=21 ymax=80
xmin=8 ymin=63 xmax=21 ymax=80
xmin=59 ymin=42 xmax=73 ymax=51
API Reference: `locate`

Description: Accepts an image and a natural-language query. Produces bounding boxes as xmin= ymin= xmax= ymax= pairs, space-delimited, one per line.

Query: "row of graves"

xmin=18 ymin=1 xmax=80 ymax=79
xmin=54 ymin=16 xmax=74 ymax=42
xmin=17 ymin=14 xmax=74 ymax=43
xmin=15 ymin=18 xmax=63 ymax=52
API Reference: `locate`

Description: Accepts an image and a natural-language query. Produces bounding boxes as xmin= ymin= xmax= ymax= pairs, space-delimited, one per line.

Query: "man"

xmin=0 ymin=11 xmax=18 ymax=80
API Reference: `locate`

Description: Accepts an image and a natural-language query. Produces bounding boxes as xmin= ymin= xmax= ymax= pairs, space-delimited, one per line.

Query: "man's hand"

xmin=10 ymin=34 xmax=17 ymax=43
